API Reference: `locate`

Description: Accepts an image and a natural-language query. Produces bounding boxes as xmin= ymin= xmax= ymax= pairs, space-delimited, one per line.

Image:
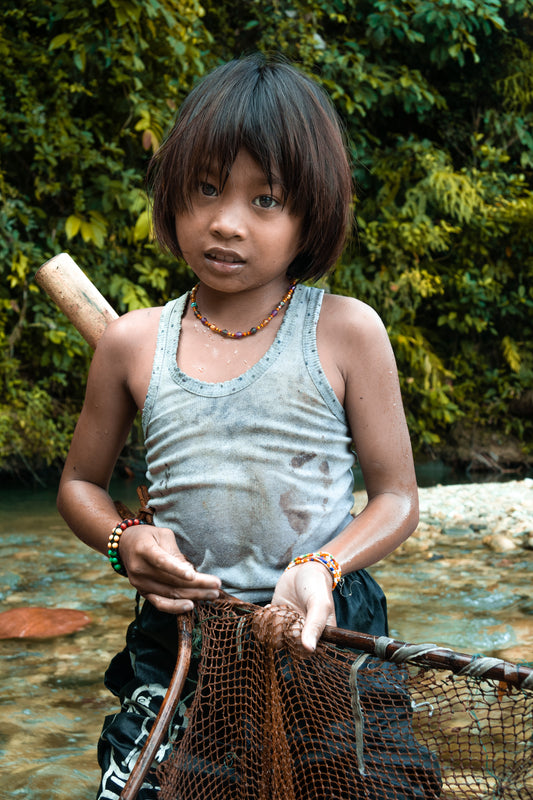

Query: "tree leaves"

xmin=1 ymin=0 xmax=532 ymax=476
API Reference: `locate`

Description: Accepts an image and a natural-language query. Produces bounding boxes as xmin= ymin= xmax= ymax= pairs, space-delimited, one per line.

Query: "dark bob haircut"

xmin=148 ymin=53 xmax=353 ymax=283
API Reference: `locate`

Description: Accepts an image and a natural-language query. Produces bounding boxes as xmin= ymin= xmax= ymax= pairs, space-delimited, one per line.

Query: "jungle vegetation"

xmin=1 ymin=0 xmax=532 ymax=481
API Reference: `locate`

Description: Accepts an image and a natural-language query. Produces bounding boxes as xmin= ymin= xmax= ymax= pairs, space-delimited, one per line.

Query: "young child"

xmin=57 ymin=53 xmax=419 ymax=799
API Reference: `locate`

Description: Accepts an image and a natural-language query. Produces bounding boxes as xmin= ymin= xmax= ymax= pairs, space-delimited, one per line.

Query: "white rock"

xmin=482 ymin=533 xmax=518 ymax=552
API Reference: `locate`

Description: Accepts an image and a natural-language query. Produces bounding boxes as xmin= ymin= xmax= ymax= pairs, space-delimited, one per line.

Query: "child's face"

xmin=175 ymin=149 xmax=303 ymax=295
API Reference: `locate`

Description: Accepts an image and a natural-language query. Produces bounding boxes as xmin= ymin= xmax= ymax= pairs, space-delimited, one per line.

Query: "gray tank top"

xmin=142 ymin=284 xmax=355 ymax=603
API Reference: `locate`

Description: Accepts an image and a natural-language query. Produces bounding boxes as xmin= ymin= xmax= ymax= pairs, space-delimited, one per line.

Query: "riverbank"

xmin=364 ymin=478 xmax=533 ymax=663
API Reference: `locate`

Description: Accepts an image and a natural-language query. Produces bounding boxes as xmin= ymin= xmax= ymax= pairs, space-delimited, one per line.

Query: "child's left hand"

xmin=269 ymin=562 xmax=337 ymax=652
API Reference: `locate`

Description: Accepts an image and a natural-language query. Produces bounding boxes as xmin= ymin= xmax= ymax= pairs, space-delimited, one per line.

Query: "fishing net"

xmin=153 ymin=595 xmax=533 ymax=800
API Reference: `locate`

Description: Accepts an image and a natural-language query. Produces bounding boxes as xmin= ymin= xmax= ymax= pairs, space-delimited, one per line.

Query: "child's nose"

xmin=209 ymin=201 xmax=246 ymax=239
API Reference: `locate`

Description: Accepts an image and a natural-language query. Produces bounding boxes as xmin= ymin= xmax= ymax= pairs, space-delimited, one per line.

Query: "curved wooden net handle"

xmin=35 ymin=252 xmax=118 ymax=349
xmin=120 ymin=612 xmax=193 ymax=800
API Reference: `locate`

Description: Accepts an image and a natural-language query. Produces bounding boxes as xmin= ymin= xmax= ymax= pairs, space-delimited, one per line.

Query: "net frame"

xmin=120 ymin=593 xmax=533 ymax=800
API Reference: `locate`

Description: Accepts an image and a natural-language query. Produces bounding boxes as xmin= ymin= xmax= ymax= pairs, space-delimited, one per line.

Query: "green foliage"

xmin=208 ymin=0 xmax=533 ymax=457
xmin=1 ymin=0 xmax=532 ymax=477
xmin=0 ymin=378 xmax=76 ymax=481
xmin=0 ymin=0 xmax=212 ymax=475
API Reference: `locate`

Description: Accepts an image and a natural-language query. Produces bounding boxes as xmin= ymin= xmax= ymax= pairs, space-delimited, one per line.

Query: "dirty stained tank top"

xmin=142 ymin=283 xmax=356 ymax=603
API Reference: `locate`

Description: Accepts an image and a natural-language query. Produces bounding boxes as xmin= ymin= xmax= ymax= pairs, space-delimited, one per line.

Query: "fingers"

xmin=118 ymin=524 xmax=221 ymax=608
xmin=131 ymin=564 xmax=221 ymax=608
xmin=300 ymin=598 xmax=337 ymax=653
xmin=134 ymin=572 xmax=221 ymax=615
xmin=270 ymin=561 xmax=337 ymax=653
xmin=135 ymin=572 xmax=221 ymax=599
xmin=156 ymin=551 xmax=196 ymax=582
xmin=132 ymin=551 xmax=220 ymax=591
xmin=144 ymin=594 xmax=195 ymax=615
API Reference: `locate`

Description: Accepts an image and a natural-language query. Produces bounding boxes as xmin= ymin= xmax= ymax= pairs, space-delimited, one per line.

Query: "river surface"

xmin=0 ymin=477 xmax=531 ymax=799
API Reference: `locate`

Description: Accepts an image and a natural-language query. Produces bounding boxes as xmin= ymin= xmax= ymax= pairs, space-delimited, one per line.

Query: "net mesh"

xmin=156 ymin=596 xmax=533 ymax=800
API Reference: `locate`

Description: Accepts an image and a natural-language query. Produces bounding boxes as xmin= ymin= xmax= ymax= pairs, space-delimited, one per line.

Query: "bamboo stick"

xmin=35 ymin=252 xmax=118 ymax=349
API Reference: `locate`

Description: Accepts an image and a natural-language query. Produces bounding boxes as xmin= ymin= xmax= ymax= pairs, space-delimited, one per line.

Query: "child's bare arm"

xmin=272 ymin=294 xmax=418 ymax=650
xmin=323 ymin=294 xmax=419 ymax=566
xmin=57 ymin=315 xmax=220 ymax=613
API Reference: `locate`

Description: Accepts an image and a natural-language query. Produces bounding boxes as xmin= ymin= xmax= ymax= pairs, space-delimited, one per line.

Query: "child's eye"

xmin=253 ymin=195 xmax=279 ymax=210
xmin=200 ymin=182 xmax=218 ymax=197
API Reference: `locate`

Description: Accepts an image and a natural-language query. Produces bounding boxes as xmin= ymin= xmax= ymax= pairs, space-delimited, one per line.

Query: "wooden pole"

xmin=35 ymin=252 xmax=118 ymax=349
xmin=321 ymin=625 xmax=533 ymax=690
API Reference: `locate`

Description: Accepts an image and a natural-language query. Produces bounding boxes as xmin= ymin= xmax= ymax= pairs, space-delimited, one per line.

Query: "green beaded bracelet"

xmin=107 ymin=518 xmax=146 ymax=576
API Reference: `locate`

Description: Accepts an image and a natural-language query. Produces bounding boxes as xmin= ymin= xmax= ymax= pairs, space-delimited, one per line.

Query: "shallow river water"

xmin=0 ymin=477 xmax=531 ymax=799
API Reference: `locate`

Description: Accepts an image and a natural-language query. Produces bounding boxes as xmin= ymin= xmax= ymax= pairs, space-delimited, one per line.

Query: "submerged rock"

xmin=0 ymin=607 xmax=91 ymax=639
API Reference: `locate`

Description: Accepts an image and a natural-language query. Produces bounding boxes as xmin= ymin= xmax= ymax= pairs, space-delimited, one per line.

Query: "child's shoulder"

xmin=320 ymin=291 xmax=387 ymax=339
xmin=90 ymin=307 xmax=165 ymax=404
xmin=96 ymin=306 xmax=164 ymax=355
xmin=315 ymin=292 xmax=393 ymax=403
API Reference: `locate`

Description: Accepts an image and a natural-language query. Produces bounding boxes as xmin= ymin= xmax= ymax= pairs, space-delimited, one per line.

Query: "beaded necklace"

xmin=190 ymin=282 xmax=296 ymax=339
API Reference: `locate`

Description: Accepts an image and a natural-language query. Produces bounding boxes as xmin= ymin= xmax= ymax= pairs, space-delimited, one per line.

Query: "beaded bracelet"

xmin=285 ymin=551 xmax=342 ymax=590
xmin=107 ymin=518 xmax=146 ymax=576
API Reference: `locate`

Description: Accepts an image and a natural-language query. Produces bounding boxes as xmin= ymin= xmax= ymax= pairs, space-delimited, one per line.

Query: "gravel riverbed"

xmin=0 ymin=478 xmax=531 ymax=799
xmin=365 ymin=478 xmax=533 ymax=663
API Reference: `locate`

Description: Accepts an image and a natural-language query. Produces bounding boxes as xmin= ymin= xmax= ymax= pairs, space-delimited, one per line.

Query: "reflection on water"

xmin=0 ymin=479 xmax=531 ymax=799
xmin=0 ymin=481 xmax=140 ymax=799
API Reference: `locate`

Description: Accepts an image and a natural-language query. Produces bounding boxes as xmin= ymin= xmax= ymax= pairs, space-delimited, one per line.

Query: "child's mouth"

xmin=205 ymin=249 xmax=244 ymax=265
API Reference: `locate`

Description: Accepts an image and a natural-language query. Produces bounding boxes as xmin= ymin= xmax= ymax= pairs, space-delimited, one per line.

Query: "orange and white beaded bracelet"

xmin=285 ymin=551 xmax=342 ymax=590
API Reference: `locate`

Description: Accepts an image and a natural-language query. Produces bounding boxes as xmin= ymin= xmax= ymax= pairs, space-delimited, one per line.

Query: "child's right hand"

xmin=118 ymin=524 xmax=221 ymax=614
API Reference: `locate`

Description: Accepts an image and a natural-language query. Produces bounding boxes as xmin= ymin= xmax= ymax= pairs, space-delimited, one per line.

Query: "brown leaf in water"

xmin=0 ymin=607 xmax=91 ymax=639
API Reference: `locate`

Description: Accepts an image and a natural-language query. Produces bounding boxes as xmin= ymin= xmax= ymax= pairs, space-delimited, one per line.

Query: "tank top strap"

xmin=300 ymin=286 xmax=346 ymax=423
xmin=142 ymin=293 xmax=188 ymax=423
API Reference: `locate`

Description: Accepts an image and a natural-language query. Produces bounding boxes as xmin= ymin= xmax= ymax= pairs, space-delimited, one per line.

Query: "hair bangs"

xmin=179 ymin=72 xmax=298 ymax=211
